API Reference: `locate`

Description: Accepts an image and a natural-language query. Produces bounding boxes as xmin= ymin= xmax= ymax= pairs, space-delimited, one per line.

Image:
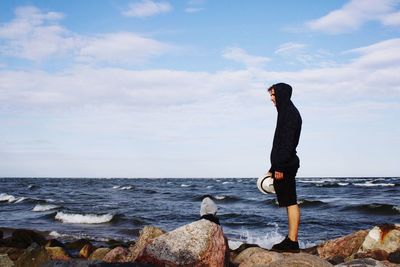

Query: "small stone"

xmin=64 ymin=239 xmax=92 ymax=251
xmin=0 ymin=254 xmax=14 ymax=267
xmin=103 ymin=246 xmax=129 ymax=263
xmin=388 ymin=249 xmax=400 ymax=264
xmin=14 ymin=242 xmax=51 ymax=267
xmin=45 ymin=239 xmax=65 ymax=248
xmin=88 ymin=247 xmax=111 ymax=261
xmin=45 ymin=246 xmax=71 ymax=261
xmin=0 ymin=247 xmax=25 ymax=261
xmin=11 ymin=229 xmax=47 ymax=247
xmin=79 ymin=243 xmax=94 ymax=258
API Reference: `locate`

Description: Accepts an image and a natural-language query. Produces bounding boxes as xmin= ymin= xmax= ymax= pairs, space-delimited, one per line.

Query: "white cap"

xmin=200 ymin=197 xmax=218 ymax=217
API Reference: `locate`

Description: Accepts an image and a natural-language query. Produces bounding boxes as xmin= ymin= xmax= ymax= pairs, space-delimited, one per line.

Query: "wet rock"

xmin=0 ymin=231 xmax=3 ymax=240
xmin=229 ymin=243 xmax=260 ymax=261
xmin=14 ymin=242 xmax=51 ymax=267
xmin=0 ymin=254 xmax=14 ymax=267
xmin=11 ymin=229 xmax=47 ymax=248
xmin=317 ymin=230 xmax=368 ymax=262
xmin=103 ymin=246 xmax=129 ymax=263
xmin=335 ymin=257 xmax=386 ymax=267
xmin=267 ymin=252 xmax=333 ymax=267
xmin=0 ymin=247 xmax=25 ymax=261
xmin=232 ymin=247 xmax=283 ymax=267
xmin=45 ymin=246 xmax=71 ymax=261
xmin=79 ymin=243 xmax=94 ymax=258
xmin=127 ymin=225 xmax=166 ymax=262
xmin=357 ymin=224 xmax=400 ymax=262
xmin=45 ymin=239 xmax=65 ymax=248
xmin=88 ymin=247 xmax=111 ymax=261
xmin=135 ymin=219 xmax=228 ymax=267
xmin=64 ymin=239 xmax=92 ymax=251
xmin=106 ymin=239 xmax=132 ymax=249
xmin=388 ymin=248 xmax=400 ymax=263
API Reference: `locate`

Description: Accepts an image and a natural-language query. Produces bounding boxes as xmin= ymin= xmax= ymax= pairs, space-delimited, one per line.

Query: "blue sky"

xmin=1 ymin=0 xmax=399 ymax=178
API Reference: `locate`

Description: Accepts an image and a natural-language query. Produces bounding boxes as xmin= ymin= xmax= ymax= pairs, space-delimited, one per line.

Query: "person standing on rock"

xmin=267 ymin=83 xmax=302 ymax=253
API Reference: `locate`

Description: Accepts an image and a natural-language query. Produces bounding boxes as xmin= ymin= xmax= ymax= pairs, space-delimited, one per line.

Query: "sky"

xmin=1 ymin=0 xmax=399 ymax=178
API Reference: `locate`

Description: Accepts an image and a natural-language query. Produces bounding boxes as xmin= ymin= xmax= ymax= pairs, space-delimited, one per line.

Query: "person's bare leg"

xmin=287 ymin=204 xmax=300 ymax=241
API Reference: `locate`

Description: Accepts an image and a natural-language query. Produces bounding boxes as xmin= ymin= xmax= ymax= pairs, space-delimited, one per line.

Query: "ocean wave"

xmin=298 ymin=199 xmax=327 ymax=207
xmin=55 ymin=212 xmax=114 ymax=224
xmin=121 ymin=186 xmax=133 ymax=190
xmin=342 ymin=203 xmax=400 ymax=215
xmin=353 ymin=182 xmax=395 ymax=187
xmin=33 ymin=204 xmax=60 ymax=212
xmin=222 ymin=181 xmax=233 ymax=185
xmin=0 ymin=193 xmax=27 ymax=203
xmin=181 ymin=184 xmax=191 ymax=187
xmin=192 ymin=194 xmax=241 ymax=203
xmin=0 ymin=193 xmax=16 ymax=202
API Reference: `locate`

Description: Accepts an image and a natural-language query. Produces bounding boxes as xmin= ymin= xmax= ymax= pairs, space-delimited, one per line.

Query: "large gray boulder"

xmin=135 ymin=219 xmax=228 ymax=267
xmin=335 ymin=257 xmax=387 ymax=267
xmin=356 ymin=224 xmax=400 ymax=262
xmin=266 ymin=252 xmax=333 ymax=267
xmin=128 ymin=225 xmax=166 ymax=262
xmin=317 ymin=229 xmax=368 ymax=263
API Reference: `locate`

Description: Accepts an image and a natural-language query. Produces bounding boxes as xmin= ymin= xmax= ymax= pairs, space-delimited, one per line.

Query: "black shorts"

xmin=273 ymin=171 xmax=298 ymax=207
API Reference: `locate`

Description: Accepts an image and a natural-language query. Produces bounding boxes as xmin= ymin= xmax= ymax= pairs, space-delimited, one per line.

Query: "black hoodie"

xmin=269 ymin=83 xmax=302 ymax=175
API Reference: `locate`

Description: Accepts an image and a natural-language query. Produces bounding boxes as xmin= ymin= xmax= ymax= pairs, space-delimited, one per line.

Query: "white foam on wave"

xmin=222 ymin=181 xmax=232 ymax=185
xmin=353 ymin=182 xmax=395 ymax=187
xmin=14 ymin=197 xmax=27 ymax=203
xmin=33 ymin=204 xmax=60 ymax=212
xmin=206 ymin=185 xmax=213 ymax=189
xmin=232 ymin=223 xmax=285 ymax=250
xmin=338 ymin=182 xmax=349 ymax=186
xmin=393 ymin=206 xmax=400 ymax=213
xmin=215 ymin=195 xmax=226 ymax=200
xmin=112 ymin=186 xmax=120 ymax=189
xmin=229 ymin=222 xmax=317 ymax=250
xmin=181 ymin=184 xmax=190 ymax=187
xmin=55 ymin=212 xmax=114 ymax=224
xmin=0 ymin=193 xmax=16 ymax=202
xmin=120 ymin=186 xmax=133 ymax=190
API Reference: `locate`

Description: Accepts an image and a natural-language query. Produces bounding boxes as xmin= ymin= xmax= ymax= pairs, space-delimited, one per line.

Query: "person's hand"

xmin=274 ymin=171 xmax=284 ymax=180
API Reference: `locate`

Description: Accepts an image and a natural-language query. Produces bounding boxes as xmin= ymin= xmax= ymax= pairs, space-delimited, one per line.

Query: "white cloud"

xmin=77 ymin=32 xmax=174 ymax=64
xmin=1 ymin=39 xmax=400 ymax=177
xmin=381 ymin=11 xmax=400 ymax=25
xmin=122 ymin=0 xmax=172 ymax=18
xmin=0 ymin=6 xmax=77 ymax=61
xmin=275 ymin=42 xmax=307 ymax=55
xmin=223 ymin=47 xmax=270 ymax=68
xmin=306 ymin=0 xmax=400 ymax=34
xmin=346 ymin=38 xmax=400 ymax=69
xmin=0 ymin=6 xmax=175 ymax=64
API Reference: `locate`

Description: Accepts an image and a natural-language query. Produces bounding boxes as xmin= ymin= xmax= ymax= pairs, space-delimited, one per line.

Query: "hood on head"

xmin=273 ymin=83 xmax=292 ymax=110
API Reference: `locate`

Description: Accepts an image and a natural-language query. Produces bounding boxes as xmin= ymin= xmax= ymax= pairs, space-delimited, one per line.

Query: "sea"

xmin=1 ymin=177 xmax=399 ymax=249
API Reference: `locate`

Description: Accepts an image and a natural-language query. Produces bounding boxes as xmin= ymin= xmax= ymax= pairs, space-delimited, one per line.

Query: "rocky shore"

xmin=0 ymin=221 xmax=399 ymax=267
